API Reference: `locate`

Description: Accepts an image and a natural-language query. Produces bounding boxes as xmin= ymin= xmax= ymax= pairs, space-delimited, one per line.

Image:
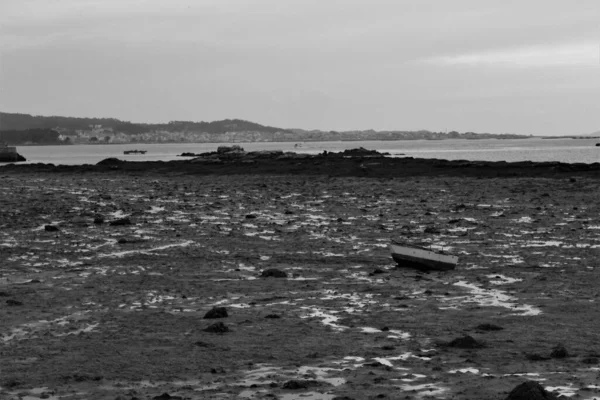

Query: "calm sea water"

xmin=2 ymin=138 xmax=599 ymax=166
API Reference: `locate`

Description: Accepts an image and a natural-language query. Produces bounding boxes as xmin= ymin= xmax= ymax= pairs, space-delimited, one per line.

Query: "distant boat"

xmin=123 ymin=150 xmax=147 ymax=154
xmin=389 ymin=241 xmax=458 ymax=271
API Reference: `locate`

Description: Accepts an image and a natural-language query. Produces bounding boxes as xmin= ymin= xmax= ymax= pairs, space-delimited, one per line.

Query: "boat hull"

xmin=390 ymin=243 xmax=458 ymax=271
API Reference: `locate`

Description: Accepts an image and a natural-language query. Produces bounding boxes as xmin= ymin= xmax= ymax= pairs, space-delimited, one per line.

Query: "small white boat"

xmin=390 ymin=241 xmax=458 ymax=271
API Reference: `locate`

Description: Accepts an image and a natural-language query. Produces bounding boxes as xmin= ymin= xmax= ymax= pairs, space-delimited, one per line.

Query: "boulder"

xmin=505 ymin=381 xmax=558 ymax=400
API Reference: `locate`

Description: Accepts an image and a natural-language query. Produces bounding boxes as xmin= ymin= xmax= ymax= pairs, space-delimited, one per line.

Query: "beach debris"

xmin=44 ymin=224 xmax=59 ymax=232
xmin=390 ymin=241 xmax=458 ymax=271
xmin=261 ymin=268 xmax=287 ymax=278
xmin=505 ymin=381 xmax=558 ymax=400
xmin=445 ymin=335 xmax=484 ymax=349
xmin=203 ymin=307 xmax=228 ymax=319
xmin=203 ymin=322 xmax=229 ymax=333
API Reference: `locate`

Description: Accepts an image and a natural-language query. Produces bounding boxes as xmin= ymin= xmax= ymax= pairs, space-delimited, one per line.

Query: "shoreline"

xmin=2 ymin=152 xmax=600 ymax=178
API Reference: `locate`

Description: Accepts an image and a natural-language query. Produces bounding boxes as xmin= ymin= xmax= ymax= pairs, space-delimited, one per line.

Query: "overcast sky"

xmin=1 ymin=1 xmax=599 ymax=135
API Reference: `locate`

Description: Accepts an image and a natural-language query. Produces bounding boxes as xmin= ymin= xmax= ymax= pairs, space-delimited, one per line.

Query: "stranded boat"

xmin=390 ymin=241 xmax=458 ymax=271
xmin=123 ymin=150 xmax=147 ymax=155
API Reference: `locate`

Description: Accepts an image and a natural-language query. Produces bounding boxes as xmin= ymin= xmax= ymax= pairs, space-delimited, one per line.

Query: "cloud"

xmin=422 ymin=41 xmax=599 ymax=68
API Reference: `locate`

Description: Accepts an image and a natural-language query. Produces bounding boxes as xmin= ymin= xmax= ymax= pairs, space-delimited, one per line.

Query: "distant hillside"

xmin=0 ymin=112 xmax=288 ymax=135
xmin=0 ymin=111 xmax=530 ymax=145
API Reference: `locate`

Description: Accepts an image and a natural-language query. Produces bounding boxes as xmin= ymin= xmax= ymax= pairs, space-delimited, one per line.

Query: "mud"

xmin=1 ymin=156 xmax=600 ymax=399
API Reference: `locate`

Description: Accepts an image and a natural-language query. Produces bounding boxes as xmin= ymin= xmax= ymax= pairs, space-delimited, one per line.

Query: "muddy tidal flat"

xmin=1 ymin=156 xmax=600 ymax=400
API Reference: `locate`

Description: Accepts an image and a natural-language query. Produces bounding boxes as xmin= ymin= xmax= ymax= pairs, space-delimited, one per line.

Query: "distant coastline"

xmin=1 ymin=111 xmax=531 ymax=146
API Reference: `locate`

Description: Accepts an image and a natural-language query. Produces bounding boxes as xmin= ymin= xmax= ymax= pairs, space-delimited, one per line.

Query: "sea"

xmin=2 ymin=138 xmax=599 ymax=166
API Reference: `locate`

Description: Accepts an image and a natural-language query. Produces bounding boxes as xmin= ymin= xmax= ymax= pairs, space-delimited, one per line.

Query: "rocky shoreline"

xmin=1 ymin=149 xmax=600 ymax=399
xmin=2 ymin=147 xmax=600 ymax=178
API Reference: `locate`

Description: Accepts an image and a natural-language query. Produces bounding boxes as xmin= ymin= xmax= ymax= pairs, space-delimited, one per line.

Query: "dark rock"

xmin=261 ymin=268 xmax=287 ymax=278
xmin=210 ymin=367 xmax=226 ymax=374
xmin=110 ymin=218 xmax=132 ymax=226
xmin=6 ymin=299 xmax=23 ymax=306
xmin=93 ymin=215 xmax=105 ymax=224
xmin=44 ymin=225 xmax=59 ymax=232
xmin=475 ymin=323 xmax=504 ymax=331
xmin=369 ymin=268 xmax=386 ymax=276
xmin=550 ymin=344 xmax=568 ymax=359
xmin=526 ymin=353 xmax=551 ymax=361
xmin=0 ymin=291 xmax=9 ymax=297
xmin=265 ymin=314 xmax=281 ymax=319
xmin=505 ymin=381 xmax=558 ymax=400
xmin=424 ymin=226 xmax=441 ymax=234
xmin=117 ymin=238 xmax=129 ymax=244
xmin=581 ymin=356 xmax=599 ymax=364
xmin=282 ymin=380 xmax=319 ymax=389
xmin=193 ymin=341 xmax=210 ymax=347
xmin=97 ymin=158 xmax=125 ymax=166
xmin=203 ymin=322 xmax=229 ymax=333
xmin=333 ymin=397 xmax=356 ymax=400
xmin=152 ymin=393 xmax=183 ymax=400
xmin=446 ymin=335 xmax=484 ymax=349
xmin=203 ymin=307 xmax=228 ymax=319
xmin=245 ymin=214 xmax=257 ymax=219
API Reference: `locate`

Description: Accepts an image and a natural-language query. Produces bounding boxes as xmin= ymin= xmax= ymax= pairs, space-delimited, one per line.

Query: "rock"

xmin=550 ymin=344 xmax=568 ymax=359
xmin=245 ymin=214 xmax=257 ymax=219
xmin=97 ymin=158 xmax=125 ymax=166
xmin=526 ymin=353 xmax=551 ymax=361
xmin=282 ymin=380 xmax=319 ymax=389
xmin=475 ymin=323 xmax=504 ymax=331
xmin=505 ymin=381 xmax=558 ymax=400
xmin=93 ymin=215 xmax=105 ymax=224
xmin=424 ymin=226 xmax=441 ymax=234
xmin=261 ymin=268 xmax=287 ymax=278
xmin=446 ymin=335 xmax=484 ymax=349
xmin=369 ymin=268 xmax=386 ymax=276
xmin=582 ymin=356 xmax=599 ymax=364
xmin=44 ymin=225 xmax=59 ymax=232
xmin=0 ymin=291 xmax=10 ymax=297
xmin=6 ymin=299 xmax=23 ymax=306
xmin=152 ymin=394 xmax=183 ymax=400
xmin=264 ymin=314 xmax=281 ymax=319
xmin=110 ymin=218 xmax=132 ymax=226
xmin=203 ymin=307 xmax=228 ymax=319
xmin=203 ymin=322 xmax=229 ymax=333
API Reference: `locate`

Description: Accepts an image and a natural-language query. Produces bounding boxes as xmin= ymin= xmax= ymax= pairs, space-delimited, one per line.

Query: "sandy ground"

xmin=1 ymin=159 xmax=600 ymax=400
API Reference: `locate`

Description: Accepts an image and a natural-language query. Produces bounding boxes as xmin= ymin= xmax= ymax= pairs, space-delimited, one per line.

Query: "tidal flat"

xmin=1 ymin=159 xmax=600 ymax=400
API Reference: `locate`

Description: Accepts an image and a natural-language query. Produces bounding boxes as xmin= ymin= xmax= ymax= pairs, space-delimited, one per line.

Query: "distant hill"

xmin=0 ymin=111 xmax=531 ymax=145
xmin=0 ymin=112 xmax=288 ymax=135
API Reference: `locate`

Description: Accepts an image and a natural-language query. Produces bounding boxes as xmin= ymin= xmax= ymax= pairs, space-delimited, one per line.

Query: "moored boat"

xmin=389 ymin=241 xmax=458 ymax=271
xmin=123 ymin=150 xmax=147 ymax=154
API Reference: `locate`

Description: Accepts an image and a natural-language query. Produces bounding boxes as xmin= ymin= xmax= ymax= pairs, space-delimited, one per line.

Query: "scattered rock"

xmin=245 ymin=214 xmax=257 ymax=219
xmin=44 ymin=225 xmax=59 ymax=232
xmin=110 ymin=218 xmax=132 ymax=226
xmin=93 ymin=215 xmax=105 ymax=224
xmin=446 ymin=335 xmax=484 ymax=349
xmin=203 ymin=307 xmax=228 ymax=319
xmin=264 ymin=314 xmax=281 ymax=319
xmin=505 ymin=381 xmax=558 ymax=400
xmin=0 ymin=291 xmax=9 ymax=297
xmin=203 ymin=322 xmax=229 ymax=333
xmin=261 ymin=268 xmax=287 ymax=278
xmin=475 ymin=323 xmax=504 ymax=331
xmin=581 ymin=356 xmax=599 ymax=364
xmin=550 ymin=344 xmax=568 ymax=359
xmin=6 ymin=299 xmax=23 ymax=306
xmin=210 ymin=367 xmax=226 ymax=374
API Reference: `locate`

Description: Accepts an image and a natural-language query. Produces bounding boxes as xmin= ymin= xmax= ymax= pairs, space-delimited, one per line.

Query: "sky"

xmin=0 ymin=0 xmax=599 ymax=135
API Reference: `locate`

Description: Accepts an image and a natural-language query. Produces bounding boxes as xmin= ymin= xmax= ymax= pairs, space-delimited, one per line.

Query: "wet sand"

xmin=1 ymin=156 xmax=600 ymax=399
